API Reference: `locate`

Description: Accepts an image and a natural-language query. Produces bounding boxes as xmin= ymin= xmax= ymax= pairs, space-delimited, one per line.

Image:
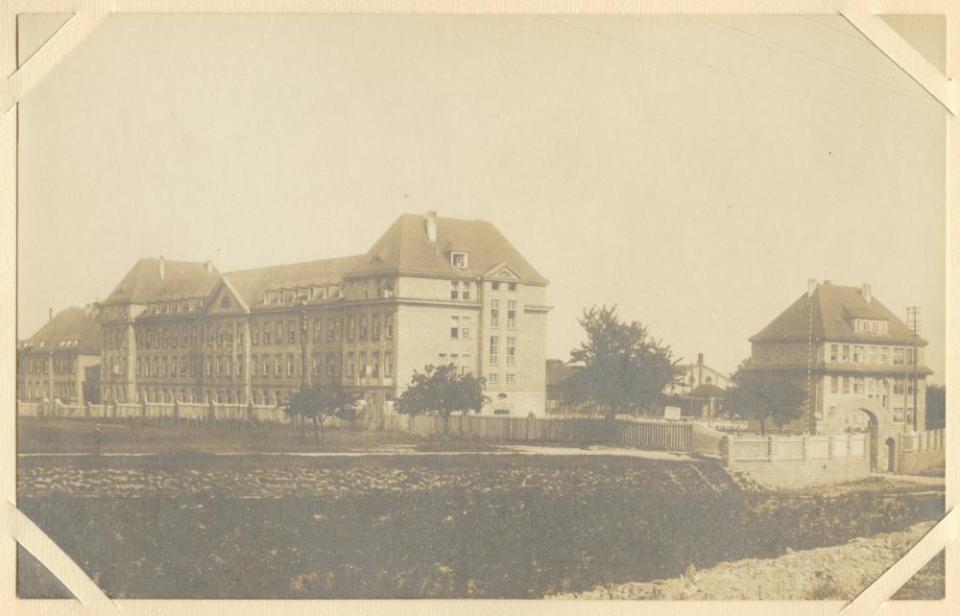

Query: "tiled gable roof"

xmin=349 ymin=213 xmax=548 ymax=284
xmin=22 ymin=307 xmax=101 ymax=354
xmin=102 ymin=258 xmax=220 ymax=305
xmin=751 ymin=282 xmax=923 ymax=345
xmin=223 ymin=255 xmax=367 ymax=307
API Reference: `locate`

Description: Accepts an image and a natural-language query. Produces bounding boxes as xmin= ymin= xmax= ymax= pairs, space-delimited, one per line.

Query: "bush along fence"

xmin=18 ymin=399 xmax=290 ymax=426
xmin=720 ymin=432 xmax=871 ymax=489
xmin=405 ymin=414 xmax=692 ymax=452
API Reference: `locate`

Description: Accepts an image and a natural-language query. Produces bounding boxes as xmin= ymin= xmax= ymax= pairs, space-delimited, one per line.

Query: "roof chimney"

xmin=158 ymin=256 xmax=166 ymax=280
xmin=861 ymin=283 xmax=872 ymax=303
xmin=205 ymin=260 xmax=214 ymax=274
xmin=424 ymin=210 xmax=438 ymax=243
xmin=807 ymin=278 xmax=818 ymax=297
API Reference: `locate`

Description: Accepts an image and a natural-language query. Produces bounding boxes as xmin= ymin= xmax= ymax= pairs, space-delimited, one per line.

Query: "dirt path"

xmin=551 ymin=521 xmax=938 ymax=600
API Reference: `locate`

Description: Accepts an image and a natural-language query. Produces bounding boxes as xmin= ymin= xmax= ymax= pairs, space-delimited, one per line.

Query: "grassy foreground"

xmin=17 ymin=451 xmax=943 ymax=599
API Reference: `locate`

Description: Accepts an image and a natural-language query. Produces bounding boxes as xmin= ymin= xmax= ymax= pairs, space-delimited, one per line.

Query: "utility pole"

xmin=906 ymin=306 xmax=920 ymax=432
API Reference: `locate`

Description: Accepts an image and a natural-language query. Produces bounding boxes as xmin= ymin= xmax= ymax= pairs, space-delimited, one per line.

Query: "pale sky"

xmin=17 ymin=15 xmax=946 ymax=383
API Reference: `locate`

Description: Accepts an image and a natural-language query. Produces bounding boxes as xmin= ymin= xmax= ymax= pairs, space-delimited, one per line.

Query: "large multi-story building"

xmin=17 ymin=306 xmax=102 ymax=404
xmin=95 ymin=212 xmax=551 ymax=420
xmin=745 ymin=280 xmax=932 ymax=438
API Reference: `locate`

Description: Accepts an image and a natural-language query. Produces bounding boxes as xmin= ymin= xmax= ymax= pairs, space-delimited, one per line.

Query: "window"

xmin=359 ymin=352 xmax=368 ymax=378
xmin=450 ymin=281 xmax=460 ymax=300
xmin=287 ymin=321 xmax=296 ymax=343
xmin=490 ymin=336 xmax=499 ymax=364
xmin=852 ymin=345 xmax=863 ymax=363
xmin=262 ymin=322 xmax=271 ymax=345
xmin=462 ymin=282 xmax=471 ymax=301
xmin=313 ymin=355 xmax=322 ymax=377
xmin=491 ymin=281 xmax=500 ymax=291
xmin=385 ymin=314 xmax=394 ymax=339
xmin=327 ymin=319 xmax=336 ymax=341
xmin=893 ymin=347 xmax=904 ymax=365
xmin=225 ymin=356 xmax=232 ymax=377
xmin=488 ymin=373 xmax=498 ymax=385
xmin=372 ymin=352 xmax=380 ymax=378
xmin=359 ymin=316 xmax=368 ymax=341
xmin=842 ymin=376 xmax=849 ymax=394
xmin=507 ymin=301 xmax=517 ymax=329
xmin=853 ymin=377 xmax=864 ymax=394
xmin=236 ymin=355 xmax=243 ymax=377
xmin=262 ymin=356 xmax=269 ymax=377
xmin=508 ymin=282 xmax=517 ymax=291
xmin=251 ymin=355 xmax=258 ymax=377
xmin=326 ymin=353 xmax=336 ymax=377
xmin=830 ymin=376 xmax=838 ymax=394
xmin=275 ymin=322 xmax=283 ymax=344
xmin=506 ymin=373 xmax=516 ymax=384
xmin=866 ymin=345 xmax=877 ymax=364
xmin=841 ymin=344 xmax=849 ymax=362
xmin=829 ymin=344 xmax=838 ymax=361
xmin=274 ymin=355 xmax=282 ymax=377
xmin=462 ymin=316 xmax=471 ymax=340
xmin=314 ymin=319 xmax=322 ymax=342
xmin=346 ymin=352 xmax=355 ymax=378
xmin=879 ymin=346 xmax=889 ymax=364
xmin=347 ymin=317 xmax=355 ymax=341
xmin=450 ymin=316 xmax=460 ymax=339
xmin=506 ymin=337 xmax=516 ymax=365
xmin=287 ymin=354 xmax=295 ymax=377
xmin=384 ymin=351 xmax=393 ymax=377
xmin=373 ymin=316 xmax=380 ymax=340
xmin=490 ymin=300 xmax=500 ymax=327
xmin=451 ymin=252 xmax=468 ymax=269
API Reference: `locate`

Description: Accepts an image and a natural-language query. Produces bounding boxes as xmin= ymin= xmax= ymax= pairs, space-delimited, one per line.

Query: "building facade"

xmin=94 ymin=212 xmax=551 ymax=419
xmin=17 ymin=306 xmax=102 ymax=404
xmin=745 ymin=280 xmax=932 ymax=440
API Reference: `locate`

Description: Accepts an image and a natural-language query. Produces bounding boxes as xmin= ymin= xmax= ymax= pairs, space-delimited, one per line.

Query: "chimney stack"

xmin=158 ymin=256 xmax=166 ymax=280
xmin=205 ymin=260 xmax=214 ymax=274
xmin=424 ymin=210 xmax=438 ymax=244
xmin=807 ymin=278 xmax=818 ymax=297
xmin=861 ymin=283 xmax=872 ymax=303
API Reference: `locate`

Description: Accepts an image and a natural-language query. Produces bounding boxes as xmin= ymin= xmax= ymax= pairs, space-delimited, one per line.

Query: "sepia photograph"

xmin=4 ymin=3 xmax=955 ymax=611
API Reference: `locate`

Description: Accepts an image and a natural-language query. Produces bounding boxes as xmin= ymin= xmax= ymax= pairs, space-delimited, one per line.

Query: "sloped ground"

xmin=17 ymin=452 xmax=943 ymax=599
xmin=552 ymin=521 xmax=941 ymax=600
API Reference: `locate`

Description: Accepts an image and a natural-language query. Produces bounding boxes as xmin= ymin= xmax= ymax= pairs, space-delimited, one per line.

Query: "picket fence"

xmin=405 ymin=414 xmax=692 ymax=451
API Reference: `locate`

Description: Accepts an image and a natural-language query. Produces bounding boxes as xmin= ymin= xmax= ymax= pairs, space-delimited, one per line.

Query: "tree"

xmin=926 ymin=384 xmax=945 ymax=430
xmin=395 ymin=364 xmax=490 ymax=435
xmin=284 ymin=384 xmax=356 ymax=444
xmin=723 ymin=363 xmax=808 ymax=435
xmin=560 ymin=305 xmax=678 ymax=418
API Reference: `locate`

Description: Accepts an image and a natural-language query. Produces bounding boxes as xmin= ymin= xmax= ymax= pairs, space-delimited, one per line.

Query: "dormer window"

xmin=451 ymin=252 xmax=469 ymax=269
xmin=854 ymin=318 xmax=888 ymax=335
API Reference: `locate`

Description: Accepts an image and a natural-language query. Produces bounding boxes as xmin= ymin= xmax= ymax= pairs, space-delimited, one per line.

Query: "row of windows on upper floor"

xmin=107 ymin=314 xmax=398 ymax=352
xmin=827 ymin=375 xmax=917 ymax=397
xmin=130 ymin=350 xmax=395 ymax=381
xmin=827 ymin=344 xmax=917 ymax=366
xmin=19 ymin=356 xmax=78 ymax=374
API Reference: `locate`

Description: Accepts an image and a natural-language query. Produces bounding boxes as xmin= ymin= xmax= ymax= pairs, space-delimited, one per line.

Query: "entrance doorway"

xmin=885 ymin=438 xmax=897 ymax=472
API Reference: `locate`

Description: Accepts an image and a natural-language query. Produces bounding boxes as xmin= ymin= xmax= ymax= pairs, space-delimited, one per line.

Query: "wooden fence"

xmin=18 ymin=400 xmax=290 ymax=425
xmin=405 ymin=414 xmax=692 ymax=451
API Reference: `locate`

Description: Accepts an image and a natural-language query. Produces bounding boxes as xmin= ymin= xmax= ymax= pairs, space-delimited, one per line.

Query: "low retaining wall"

xmin=897 ymin=429 xmax=945 ymax=474
xmin=723 ymin=433 xmax=871 ymax=489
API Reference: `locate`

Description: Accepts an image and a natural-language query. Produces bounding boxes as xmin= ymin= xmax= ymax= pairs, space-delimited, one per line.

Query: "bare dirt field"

xmin=17 ymin=442 xmax=943 ymax=599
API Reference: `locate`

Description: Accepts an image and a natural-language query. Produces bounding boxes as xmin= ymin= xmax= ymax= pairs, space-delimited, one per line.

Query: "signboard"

xmin=663 ymin=406 xmax=682 ymax=421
